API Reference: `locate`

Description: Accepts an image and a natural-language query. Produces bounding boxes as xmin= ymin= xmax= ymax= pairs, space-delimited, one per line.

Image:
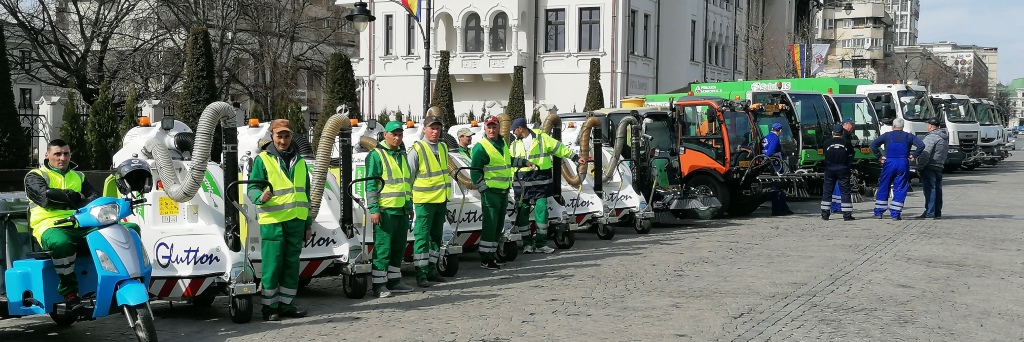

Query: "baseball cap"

xmin=771 ymin=123 xmax=784 ymax=131
xmin=842 ymin=118 xmax=854 ymax=125
xmin=423 ymin=116 xmax=442 ymax=127
xmin=271 ymin=119 xmax=293 ymax=134
xmin=457 ymin=128 xmax=474 ymax=137
xmin=926 ymin=117 xmax=942 ymax=127
xmin=384 ymin=121 xmax=403 ymax=132
xmin=510 ymin=118 xmax=528 ymax=132
xmin=833 ymin=124 xmax=844 ymax=134
xmin=485 ymin=116 xmax=500 ymax=126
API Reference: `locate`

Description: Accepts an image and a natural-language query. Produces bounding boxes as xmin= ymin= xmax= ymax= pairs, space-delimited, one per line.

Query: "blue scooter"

xmin=2 ymin=196 xmax=156 ymax=341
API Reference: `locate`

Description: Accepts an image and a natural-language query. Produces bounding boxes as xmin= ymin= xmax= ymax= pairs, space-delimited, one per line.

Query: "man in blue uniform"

xmin=869 ymin=118 xmax=925 ymax=220
xmin=830 ymin=118 xmax=855 ymax=213
xmin=821 ymin=124 xmax=856 ymax=221
xmin=762 ymin=122 xmax=793 ymax=216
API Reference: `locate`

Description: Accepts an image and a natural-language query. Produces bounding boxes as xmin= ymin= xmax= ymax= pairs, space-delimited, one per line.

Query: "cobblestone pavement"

xmin=3 ymin=156 xmax=1023 ymax=342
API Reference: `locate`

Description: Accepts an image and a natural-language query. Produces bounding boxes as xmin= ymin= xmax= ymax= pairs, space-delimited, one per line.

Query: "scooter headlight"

xmin=89 ymin=203 xmax=121 ymax=226
xmin=95 ymin=250 xmax=119 ymax=273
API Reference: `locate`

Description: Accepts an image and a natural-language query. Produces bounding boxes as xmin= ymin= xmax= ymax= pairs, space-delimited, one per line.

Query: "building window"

xmin=843 ymin=19 xmax=852 ymax=28
xmin=490 ymin=12 xmax=509 ymax=52
xmin=407 ymin=15 xmax=417 ymax=56
xmin=579 ymin=7 xmax=601 ymax=52
xmin=825 ymin=18 xmax=834 ymax=30
xmin=385 ymin=15 xmax=394 ymax=56
xmin=18 ymin=88 xmax=32 ymax=109
xmin=690 ymin=20 xmax=697 ymax=61
xmin=643 ymin=14 xmax=651 ymax=57
xmin=19 ymin=50 xmax=31 ymax=70
xmin=464 ymin=13 xmax=484 ymax=52
xmin=629 ymin=10 xmax=636 ymax=54
xmin=545 ymin=9 xmax=566 ymax=52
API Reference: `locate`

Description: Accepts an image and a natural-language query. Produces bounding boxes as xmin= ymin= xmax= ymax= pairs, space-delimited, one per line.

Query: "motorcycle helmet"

xmin=115 ymin=158 xmax=154 ymax=195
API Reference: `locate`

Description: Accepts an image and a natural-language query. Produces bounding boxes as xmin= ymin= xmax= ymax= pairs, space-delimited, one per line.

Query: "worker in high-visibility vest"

xmin=508 ymin=118 xmax=577 ymax=254
xmin=407 ymin=116 xmax=452 ymax=287
xmin=364 ymin=121 xmax=415 ymax=297
xmin=470 ymin=116 xmax=534 ymax=270
xmin=24 ymin=138 xmax=100 ymax=314
xmin=457 ymin=128 xmax=474 ymax=159
xmin=247 ymin=119 xmax=312 ymax=321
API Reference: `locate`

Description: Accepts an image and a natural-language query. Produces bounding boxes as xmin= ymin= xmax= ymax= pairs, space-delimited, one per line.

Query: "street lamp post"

xmin=898 ymin=55 xmax=932 ymax=82
xmin=347 ymin=0 xmax=434 ymax=117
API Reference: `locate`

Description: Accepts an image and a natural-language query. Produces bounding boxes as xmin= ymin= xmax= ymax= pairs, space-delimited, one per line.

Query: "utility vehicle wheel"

xmin=50 ymin=311 xmax=77 ymax=327
xmin=595 ymin=223 xmax=615 ymax=240
xmin=688 ymin=175 xmax=730 ymax=219
xmin=496 ymin=241 xmax=518 ymax=262
xmin=342 ymin=273 xmax=369 ymax=299
xmin=553 ymin=230 xmax=575 ymax=249
xmin=297 ymin=278 xmax=312 ymax=289
xmin=126 ymin=304 xmax=157 ymax=342
xmin=634 ymin=218 xmax=652 ymax=234
xmin=437 ymin=253 xmax=460 ymax=277
xmin=190 ymin=294 xmax=216 ymax=307
xmin=228 ymin=295 xmax=254 ymax=324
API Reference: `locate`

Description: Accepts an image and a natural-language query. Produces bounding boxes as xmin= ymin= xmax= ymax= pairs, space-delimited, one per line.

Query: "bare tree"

xmin=0 ymin=0 xmax=179 ymax=104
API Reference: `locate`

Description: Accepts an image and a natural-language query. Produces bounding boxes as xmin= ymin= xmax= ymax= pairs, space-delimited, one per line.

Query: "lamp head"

xmin=843 ymin=2 xmax=854 ymax=15
xmin=346 ymin=1 xmax=376 ymax=32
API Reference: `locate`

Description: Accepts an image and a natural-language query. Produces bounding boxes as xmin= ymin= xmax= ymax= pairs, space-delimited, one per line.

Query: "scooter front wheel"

xmin=554 ymin=229 xmax=575 ymax=249
xmin=228 ymin=295 xmax=254 ymax=324
xmin=436 ymin=253 xmax=460 ymax=277
xmin=125 ymin=304 xmax=157 ymax=342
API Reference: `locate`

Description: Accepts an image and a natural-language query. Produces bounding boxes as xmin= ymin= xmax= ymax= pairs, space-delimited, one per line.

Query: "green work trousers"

xmin=413 ymin=203 xmax=445 ymax=280
xmin=260 ymin=219 xmax=305 ymax=315
xmin=372 ymin=211 xmax=409 ymax=290
xmin=479 ymin=189 xmax=509 ymax=262
xmin=39 ymin=227 xmax=90 ymax=296
xmin=515 ymin=197 xmax=550 ymax=249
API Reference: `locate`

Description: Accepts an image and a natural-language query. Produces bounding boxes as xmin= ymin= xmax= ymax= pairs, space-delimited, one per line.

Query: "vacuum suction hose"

xmin=308 ymin=114 xmax=351 ymax=219
xmin=541 ymin=114 xmax=583 ymax=187
xmin=144 ymin=102 xmax=237 ymax=202
xmin=570 ymin=116 xmax=602 ymax=187
xmin=604 ymin=116 xmax=638 ymax=183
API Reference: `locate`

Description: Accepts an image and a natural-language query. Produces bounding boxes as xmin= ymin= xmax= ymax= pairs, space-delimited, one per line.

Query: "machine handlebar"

xmin=347 ymin=177 xmax=384 ymax=200
xmin=226 ymin=180 xmax=274 ymax=203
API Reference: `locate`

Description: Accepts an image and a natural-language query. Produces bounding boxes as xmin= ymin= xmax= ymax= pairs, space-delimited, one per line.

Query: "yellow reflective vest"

xmin=28 ymin=167 xmax=82 ymax=241
xmin=509 ymin=129 xmax=573 ymax=172
xmin=371 ymin=148 xmax=412 ymax=208
xmin=477 ymin=138 xmax=513 ymax=190
xmin=411 ymin=141 xmax=451 ymax=203
xmin=256 ymin=152 xmax=311 ymax=224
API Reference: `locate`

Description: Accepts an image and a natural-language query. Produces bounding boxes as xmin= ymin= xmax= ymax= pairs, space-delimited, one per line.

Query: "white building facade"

xmin=337 ymin=0 xmax=748 ymax=122
xmin=885 ymin=0 xmax=918 ymax=46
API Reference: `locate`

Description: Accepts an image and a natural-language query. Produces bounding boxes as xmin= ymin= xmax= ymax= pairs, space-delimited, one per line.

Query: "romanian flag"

xmin=402 ymin=0 xmax=422 ymax=20
xmin=790 ymin=44 xmax=808 ymax=78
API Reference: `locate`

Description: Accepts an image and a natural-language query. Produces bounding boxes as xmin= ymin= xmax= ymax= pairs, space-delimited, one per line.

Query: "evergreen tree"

xmin=378 ymin=108 xmax=391 ymax=124
xmin=507 ymin=66 xmax=526 ymax=120
xmin=467 ymin=108 xmax=475 ymax=123
xmin=311 ymin=109 xmax=329 ymax=152
xmin=531 ymin=107 xmax=541 ymax=124
xmin=322 ymin=52 xmax=360 ymax=120
xmin=394 ymin=108 xmax=404 ymax=123
xmin=59 ymin=87 xmax=88 ymax=169
xmin=584 ymin=58 xmax=605 ymax=112
xmin=0 ymin=25 xmax=29 ymax=168
xmin=480 ymin=103 xmax=488 ymax=121
xmin=178 ymin=26 xmax=218 ymax=128
xmin=430 ymin=50 xmax=457 ymax=126
xmin=118 ymin=87 xmax=138 ymax=141
xmin=250 ymin=103 xmax=264 ymax=120
xmin=86 ymin=82 xmax=119 ymax=170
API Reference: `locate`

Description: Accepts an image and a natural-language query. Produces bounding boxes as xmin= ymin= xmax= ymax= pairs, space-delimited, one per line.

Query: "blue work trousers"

xmin=874 ymin=158 xmax=910 ymax=218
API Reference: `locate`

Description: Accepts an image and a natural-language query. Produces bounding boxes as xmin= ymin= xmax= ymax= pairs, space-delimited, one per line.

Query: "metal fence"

xmin=17 ymin=103 xmax=44 ymax=168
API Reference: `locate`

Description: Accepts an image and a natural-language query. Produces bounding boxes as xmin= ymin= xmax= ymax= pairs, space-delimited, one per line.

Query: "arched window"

xmin=464 ymin=13 xmax=483 ymax=52
xmin=490 ymin=12 xmax=509 ymax=52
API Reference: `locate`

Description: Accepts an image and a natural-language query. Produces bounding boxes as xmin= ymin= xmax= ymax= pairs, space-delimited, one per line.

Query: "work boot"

xmin=892 ymin=215 xmax=902 ymax=221
xmin=537 ymin=246 xmax=556 ymax=254
xmin=280 ymin=308 xmax=308 ymax=318
xmin=821 ymin=211 xmax=830 ymax=221
xmin=374 ymin=288 xmax=392 ymax=298
xmin=427 ymin=275 xmax=447 ymax=283
xmin=416 ymin=278 xmax=432 ymax=288
xmin=844 ymin=215 xmax=856 ymax=221
xmin=262 ymin=308 xmax=281 ymax=321
xmin=480 ymin=260 xmax=500 ymax=270
xmin=388 ymin=283 xmax=414 ymax=293
xmin=63 ymin=292 xmax=84 ymax=314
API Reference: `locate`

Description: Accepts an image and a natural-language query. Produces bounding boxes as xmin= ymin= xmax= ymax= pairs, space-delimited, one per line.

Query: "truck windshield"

xmin=788 ymin=93 xmax=833 ymax=148
xmin=949 ymin=99 xmax=978 ymax=123
xmin=897 ymin=90 xmax=937 ymax=121
xmin=723 ymin=111 xmax=755 ymax=153
xmin=643 ymin=116 xmax=676 ymax=151
xmin=973 ymin=103 xmax=998 ymax=125
xmin=831 ymin=96 xmax=880 ymax=146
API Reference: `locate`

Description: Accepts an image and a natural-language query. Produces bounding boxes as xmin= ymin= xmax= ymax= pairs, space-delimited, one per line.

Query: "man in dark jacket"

xmin=24 ymin=139 xmax=99 ymax=313
xmin=916 ymin=118 xmax=948 ymax=219
xmin=821 ymin=125 xmax=856 ymax=221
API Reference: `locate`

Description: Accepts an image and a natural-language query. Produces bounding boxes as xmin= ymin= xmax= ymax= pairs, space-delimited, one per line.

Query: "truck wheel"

xmin=688 ymin=175 xmax=730 ymax=218
xmin=342 ymin=273 xmax=369 ymax=299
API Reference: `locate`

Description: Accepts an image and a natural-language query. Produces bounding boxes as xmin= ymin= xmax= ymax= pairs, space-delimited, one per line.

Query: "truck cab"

xmin=930 ymin=93 xmax=981 ymax=170
xmin=856 ymin=84 xmax=938 ymax=138
xmin=748 ymin=90 xmax=837 ymax=171
xmin=973 ymin=99 xmax=1007 ymax=164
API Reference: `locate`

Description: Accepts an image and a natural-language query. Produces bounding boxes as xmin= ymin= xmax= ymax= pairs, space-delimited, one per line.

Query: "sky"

xmin=918 ymin=0 xmax=1024 ymax=84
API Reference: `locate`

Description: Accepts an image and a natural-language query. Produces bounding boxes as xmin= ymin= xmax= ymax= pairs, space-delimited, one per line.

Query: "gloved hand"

xmin=571 ymin=154 xmax=581 ymax=163
xmin=45 ymin=189 xmax=82 ymax=205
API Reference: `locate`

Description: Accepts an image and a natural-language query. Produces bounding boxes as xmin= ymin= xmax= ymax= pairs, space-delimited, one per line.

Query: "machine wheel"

xmin=228 ymin=295 xmax=254 ymax=324
xmin=436 ymin=253 xmax=460 ymax=277
xmin=553 ymin=230 xmax=576 ymax=249
xmin=595 ymin=223 xmax=615 ymax=240
xmin=342 ymin=273 xmax=369 ymax=299
xmin=126 ymin=304 xmax=158 ymax=342
xmin=49 ymin=311 xmax=78 ymax=327
xmin=688 ymin=174 xmax=730 ymax=219
xmin=496 ymin=241 xmax=519 ymax=262
xmin=634 ymin=218 xmax=652 ymax=234
xmin=190 ymin=294 xmax=216 ymax=307
xmin=297 ymin=278 xmax=312 ymax=289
